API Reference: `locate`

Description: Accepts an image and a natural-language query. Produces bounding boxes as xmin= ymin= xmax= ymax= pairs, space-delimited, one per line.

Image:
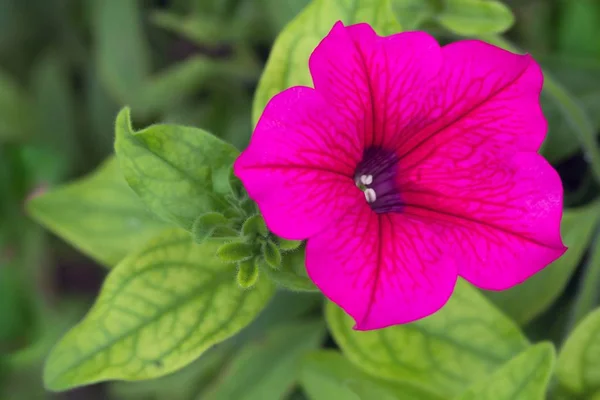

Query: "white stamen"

xmin=360 ymin=174 xmax=373 ymax=185
xmin=364 ymin=188 xmax=377 ymax=203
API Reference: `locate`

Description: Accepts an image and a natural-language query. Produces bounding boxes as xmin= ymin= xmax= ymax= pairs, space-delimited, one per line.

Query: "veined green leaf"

xmin=43 ymin=229 xmax=275 ymax=391
xmin=456 ymin=343 xmax=555 ymax=400
xmin=556 ymin=308 xmax=600 ymax=397
xmin=300 ymin=351 xmax=442 ymax=400
xmin=485 ymin=201 xmax=600 ymax=324
xmin=114 ymin=107 xmax=239 ymax=230
xmin=326 ymin=279 xmax=529 ymax=397
xmin=201 ymin=320 xmax=325 ymax=400
xmin=436 ymin=0 xmax=514 ymax=36
xmin=27 ymin=157 xmax=168 ymax=267
xmin=252 ymin=0 xmax=402 ymax=124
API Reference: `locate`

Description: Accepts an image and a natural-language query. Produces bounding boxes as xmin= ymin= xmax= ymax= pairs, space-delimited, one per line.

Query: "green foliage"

xmin=262 ymin=240 xmax=282 ymax=269
xmin=556 ymin=308 xmax=600 ymax=398
xmin=456 ymin=343 xmax=555 ymax=400
xmin=43 ymin=229 xmax=275 ymax=391
xmin=242 ymin=215 xmax=268 ymax=238
xmin=217 ymin=241 xmax=255 ymax=262
xmin=261 ymin=248 xmax=319 ymax=292
xmin=27 ymin=157 xmax=168 ymax=267
xmin=326 ymin=279 xmax=529 ymax=397
xmin=300 ymin=351 xmax=442 ymax=400
xmin=485 ymin=201 xmax=600 ymax=324
xmin=191 ymin=212 xmax=233 ymax=243
xmin=252 ymin=0 xmax=402 ymax=123
xmin=114 ymin=107 xmax=239 ymax=230
xmin=0 ymin=69 xmax=32 ymax=142
xmin=236 ymin=259 xmax=260 ymax=288
xmin=201 ymin=320 xmax=325 ymax=400
xmin=436 ymin=0 xmax=514 ymax=36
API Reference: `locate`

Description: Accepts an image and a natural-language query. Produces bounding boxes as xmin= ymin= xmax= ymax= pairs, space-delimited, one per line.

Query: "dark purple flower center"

xmin=354 ymin=147 xmax=403 ymax=214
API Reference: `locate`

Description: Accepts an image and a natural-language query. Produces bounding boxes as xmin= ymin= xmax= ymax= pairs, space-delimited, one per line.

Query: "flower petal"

xmin=400 ymin=152 xmax=566 ymax=290
xmin=234 ymin=86 xmax=361 ymax=239
xmin=309 ymin=21 xmax=442 ymax=149
xmin=306 ymin=201 xmax=457 ymax=330
xmin=396 ymin=40 xmax=546 ymax=162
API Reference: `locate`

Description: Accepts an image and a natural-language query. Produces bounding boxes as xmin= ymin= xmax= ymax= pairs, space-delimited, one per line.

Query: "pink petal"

xmin=234 ymin=86 xmax=362 ymax=239
xmin=392 ymin=40 xmax=563 ymax=289
xmin=306 ymin=201 xmax=457 ymax=330
xmin=309 ymin=21 xmax=442 ymax=149
xmin=396 ymin=40 xmax=546 ymax=162
xmin=400 ymin=152 xmax=566 ymax=290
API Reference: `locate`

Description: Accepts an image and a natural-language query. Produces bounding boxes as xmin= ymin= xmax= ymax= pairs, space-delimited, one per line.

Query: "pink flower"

xmin=235 ymin=22 xmax=566 ymax=330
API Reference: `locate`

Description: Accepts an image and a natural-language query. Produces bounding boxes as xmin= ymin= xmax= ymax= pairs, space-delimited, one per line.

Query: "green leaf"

xmin=262 ymin=240 xmax=282 ymax=269
xmin=27 ymin=157 xmax=168 ymax=267
xmin=326 ymin=279 xmax=529 ymax=397
xmin=109 ymin=344 xmax=233 ymax=400
xmin=568 ymin=229 xmax=600 ymax=330
xmin=242 ymin=215 xmax=268 ymax=238
xmin=437 ymin=0 xmax=514 ymax=36
xmin=92 ymin=0 xmax=150 ymax=106
xmin=237 ymin=259 xmax=259 ymax=289
xmin=556 ymin=308 xmax=600 ymax=397
xmin=201 ymin=320 xmax=325 ymax=400
xmin=456 ymin=343 xmax=555 ymax=400
xmin=0 ymin=68 xmax=32 ymax=142
xmin=300 ymin=351 xmax=442 ymax=400
xmin=192 ymin=212 xmax=231 ymax=243
xmin=43 ymin=229 xmax=275 ymax=391
xmin=261 ymin=248 xmax=318 ymax=292
xmin=252 ymin=0 xmax=402 ymax=124
xmin=114 ymin=107 xmax=239 ymax=230
xmin=485 ymin=201 xmax=600 ymax=324
xmin=278 ymin=238 xmax=303 ymax=251
xmin=217 ymin=242 xmax=255 ymax=263
xmin=390 ymin=0 xmax=436 ymax=30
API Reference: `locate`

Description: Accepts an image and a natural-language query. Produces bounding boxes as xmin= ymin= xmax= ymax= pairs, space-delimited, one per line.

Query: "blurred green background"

xmin=1 ymin=0 xmax=599 ymax=398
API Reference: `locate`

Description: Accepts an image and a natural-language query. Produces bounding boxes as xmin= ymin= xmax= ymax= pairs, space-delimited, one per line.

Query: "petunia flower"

xmin=234 ymin=21 xmax=566 ymax=330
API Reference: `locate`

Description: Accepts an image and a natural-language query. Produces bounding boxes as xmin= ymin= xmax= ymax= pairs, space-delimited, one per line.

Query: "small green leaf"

xmin=485 ymin=201 xmax=600 ymax=324
xmin=217 ymin=242 xmax=255 ymax=263
xmin=201 ymin=320 xmax=325 ymax=400
xmin=237 ymin=259 xmax=259 ymax=289
xmin=262 ymin=241 xmax=282 ymax=269
xmin=300 ymin=351 xmax=442 ymax=400
xmin=114 ymin=107 xmax=239 ymax=230
xmin=242 ymin=215 xmax=268 ymax=238
xmin=456 ymin=343 xmax=555 ymax=400
xmin=261 ymin=249 xmax=318 ymax=292
xmin=27 ymin=157 xmax=168 ymax=267
xmin=192 ymin=212 xmax=230 ymax=243
xmin=437 ymin=0 xmax=515 ymax=36
xmin=43 ymin=229 xmax=275 ymax=391
xmin=556 ymin=308 xmax=600 ymax=397
xmin=278 ymin=238 xmax=303 ymax=251
xmin=253 ymin=0 xmax=401 ymax=123
xmin=326 ymin=279 xmax=529 ymax=397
